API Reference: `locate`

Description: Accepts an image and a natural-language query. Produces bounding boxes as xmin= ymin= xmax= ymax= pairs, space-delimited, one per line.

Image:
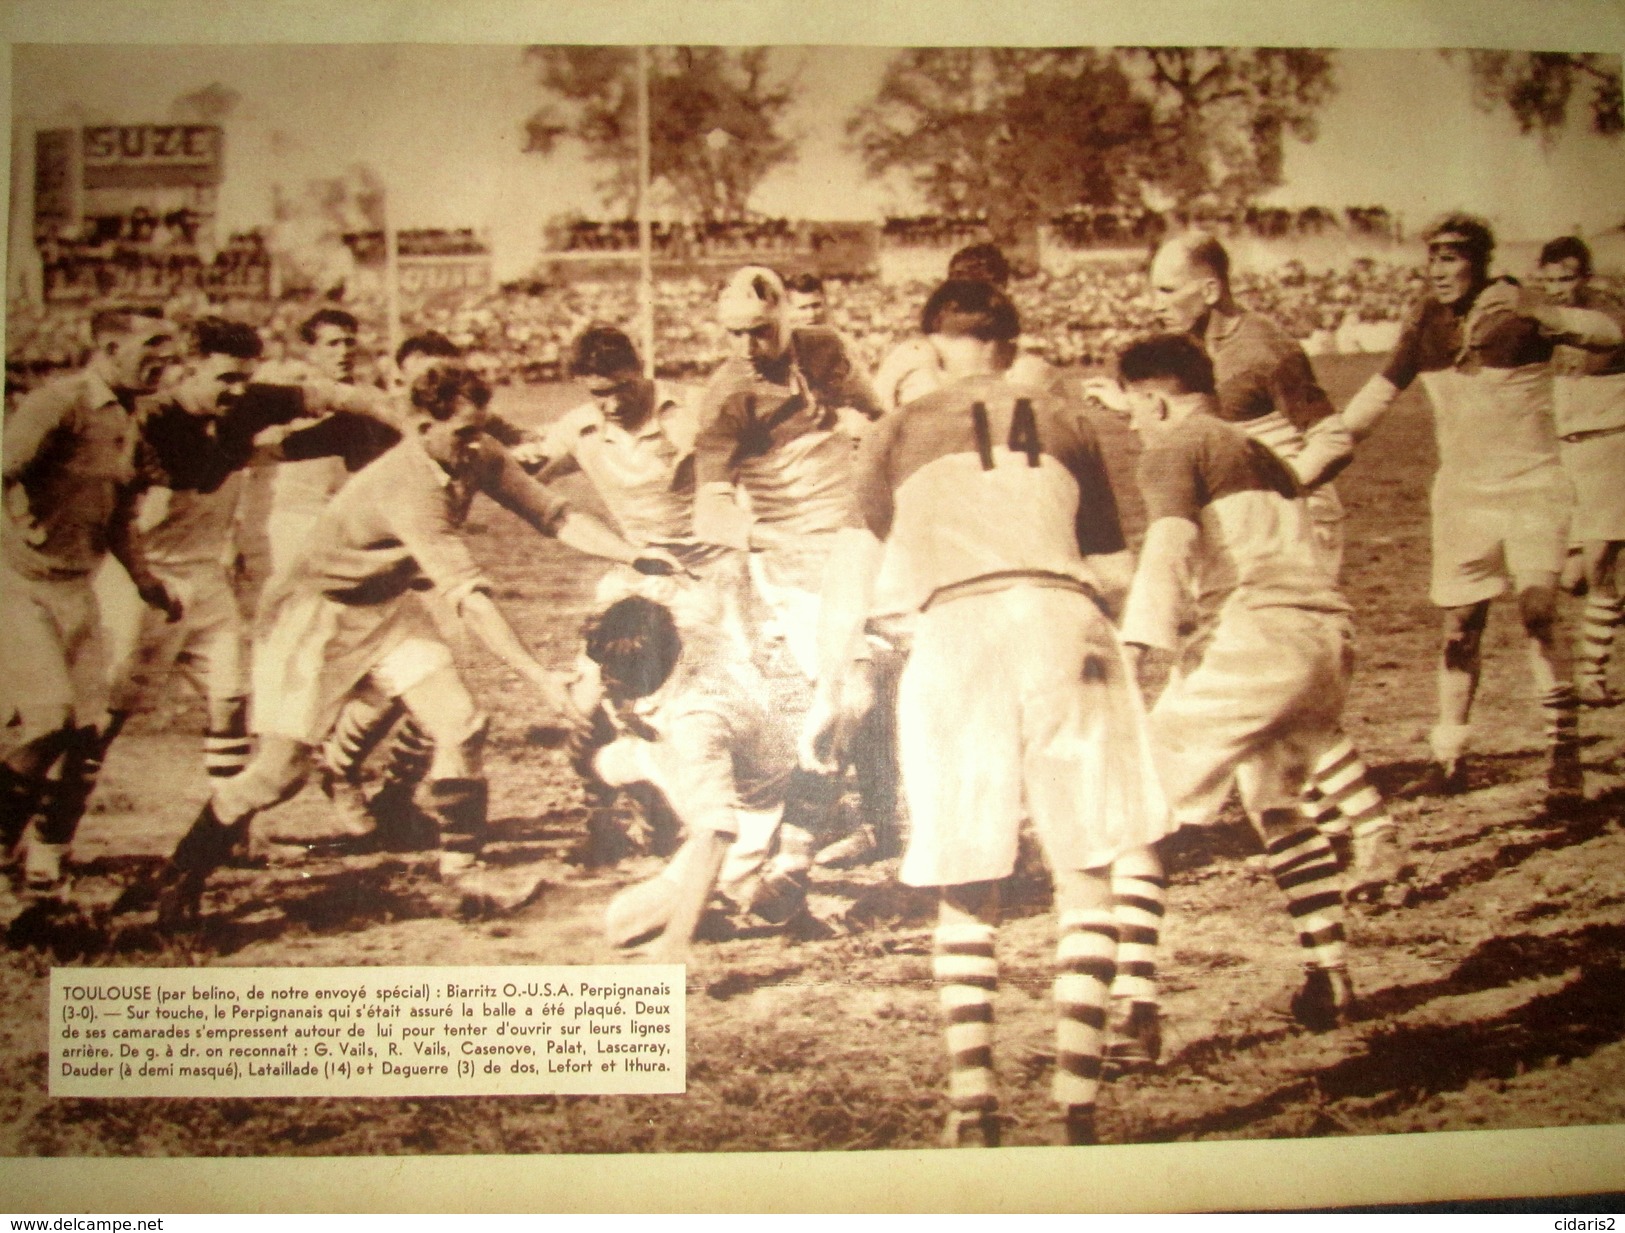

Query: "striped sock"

xmin=1053 ymin=911 xmax=1116 ymax=1112
xmin=321 ymin=698 xmax=394 ymax=782
xmin=1543 ymin=684 xmax=1581 ymax=748
xmin=379 ymin=719 xmax=435 ymax=791
xmin=1265 ymin=828 xmax=1348 ymax=971
xmin=1576 ymin=596 xmax=1621 ymax=696
xmin=1109 ymin=873 xmax=1164 ymax=1007
xmin=203 ymin=728 xmax=252 ymax=780
xmin=1309 ymin=737 xmax=1392 ymax=842
xmin=933 ymin=922 xmax=998 ymax=1119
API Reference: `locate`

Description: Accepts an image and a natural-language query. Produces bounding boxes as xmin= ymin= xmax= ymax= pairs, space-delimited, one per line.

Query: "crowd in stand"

xmin=10 ymin=256 xmax=1622 ymax=396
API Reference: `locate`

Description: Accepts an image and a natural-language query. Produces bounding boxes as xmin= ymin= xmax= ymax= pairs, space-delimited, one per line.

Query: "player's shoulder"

xmin=550 ymin=400 xmax=604 ymax=440
xmin=17 ymin=367 xmax=100 ymax=417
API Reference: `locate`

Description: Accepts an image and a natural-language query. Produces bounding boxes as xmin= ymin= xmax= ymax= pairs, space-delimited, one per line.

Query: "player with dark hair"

xmin=568 ymin=596 xmax=817 ymax=958
xmin=1115 ymin=331 xmax=1361 ymax=1032
xmin=803 ymin=279 xmax=1169 ymax=1148
xmin=1535 ymin=236 xmax=1625 ymax=706
xmin=1 ymin=307 xmax=180 ymax=891
xmin=784 ymin=273 xmax=829 ymax=329
xmin=142 ymin=364 xmax=681 ymax=926
xmin=945 ymin=242 xmax=1012 ymax=287
xmin=1090 ymin=230 xmax=1406 ymax=902
xmin=1339 ymin=213 xmax=1621 ymax=806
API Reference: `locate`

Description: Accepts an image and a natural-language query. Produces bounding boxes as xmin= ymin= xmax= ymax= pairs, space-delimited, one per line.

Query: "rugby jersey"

xmin=274 ymin=436 xmax=569 ymax=611
xmin=1383 ymin=288 xmax=1561 ymax=493
xmin=3 ymin=369 xmax=139 ymax=580
xmin=849 ymin=373 xmax=1125 ymax=613
xmin=695 ymin=327 xmax=881 ymax=538
xmin=1551 ymin=287 xmax=1625 ymax=438
xmin=1120 ymin=412 xmax=1349 ymax=652
xmin=535 ymin=383 xmax=701 ymax=550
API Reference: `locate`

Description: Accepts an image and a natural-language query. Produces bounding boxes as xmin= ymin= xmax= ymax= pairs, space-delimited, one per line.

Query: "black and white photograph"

xmin=3 ymin=0 xmax=1625 ymax=1210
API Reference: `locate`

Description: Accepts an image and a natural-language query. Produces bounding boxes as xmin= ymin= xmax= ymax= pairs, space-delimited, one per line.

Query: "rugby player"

xmin=1115 ymin=333 xmax=1360 ymax=1033
xmin=143 ymin=363 xmax=681 ymax=927
xmin=1096 ymin=231 xmax=1406 ymax=901
xmin=784 ymin=272 xmax=830 ymax=329
xmin=1 ymin=307 xmax=180 ymax=891
xmin=1535 ymin=236 xmax=1625 ymax=706
xmin=569 ymin=596 xmax=816 ymax=961
xmin=1339 ymin=214 xmax=1619 ymax=807
xmin=803 ymin=280 xmax=1170 ymax=1148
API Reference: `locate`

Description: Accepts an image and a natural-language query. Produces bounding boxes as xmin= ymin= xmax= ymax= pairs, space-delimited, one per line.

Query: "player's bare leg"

xmin=1050 ymin=866 xmax=1119 ymax=1146
xmin=1103 ymin=844 xmax=1165 ymax=1075
xmin=1575 ymin=540 xmax=1623 ymax=706
xmin=935 ymin=880 xmax=1003 ymax=1147
xmin=1517 ymin=583 xmax=1585 ymax=810
xmin=1255 ymin=805 xmax=1355 ymax=1031
xmin=1411 ymin=600 xmax=1489 ymax=796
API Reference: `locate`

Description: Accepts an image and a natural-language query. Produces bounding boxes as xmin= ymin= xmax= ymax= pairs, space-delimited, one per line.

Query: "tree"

xmin=523 ymin=46 xmax=799 ymax=222
xmin=1448 ymin=51 xmax=1623 ymax=142
xmin=848 ymin=47 xmax=1337 ymax=240
xmin=1126 ymin=48 xmax=1338 ymax=212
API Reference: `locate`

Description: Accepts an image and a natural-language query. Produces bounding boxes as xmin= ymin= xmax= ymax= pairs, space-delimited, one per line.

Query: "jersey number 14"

xmin=971 ymin=400 xmax=1041 ymax=470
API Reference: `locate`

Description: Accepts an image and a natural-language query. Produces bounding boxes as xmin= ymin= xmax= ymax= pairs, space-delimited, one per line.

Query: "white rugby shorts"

xmin=1428 ymin=470 xmax=1572 ymax=607
xmin=897 ymin=583 xmax=1170 ymax=888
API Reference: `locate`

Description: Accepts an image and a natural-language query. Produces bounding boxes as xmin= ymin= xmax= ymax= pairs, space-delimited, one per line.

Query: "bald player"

xmin=1087 ymin=231 xmax=1404 ymax=902
xmin=1338 ymin=214 xmax=1621 ymax=808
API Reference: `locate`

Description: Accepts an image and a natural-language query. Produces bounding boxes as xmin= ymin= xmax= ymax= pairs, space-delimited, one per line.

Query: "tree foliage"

xmin=848 ymin=47 xmax=1337 ymax=239
xmin=524 ymin=46 xmax=799 ymax=222
xmin=1128 ymin=48 xmax=1337 ymax=211
xmin=1449 ymin=51 xmax=1623 ymax=142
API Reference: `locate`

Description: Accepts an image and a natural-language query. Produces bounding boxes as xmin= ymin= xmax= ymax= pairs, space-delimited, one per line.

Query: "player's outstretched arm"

xmin=457 ymin=589 xmax=573 ymax=716
xmin=107 ymin=485 xmax=182 ymax=623
xmin=645 ymin=830 xmax=731 ymax=965
xmin=554 ymin=510 xmax=683 ymax=576
xmin=1119 ymin=516 xmax=1199 ymax=658
xmin=800 ymin=526 xmax=884 ymax=774
xmin=1291 ymin=415 xmax=1356 ymax=491
xmin=1339 ymin=374 xmax=1402 ymax=443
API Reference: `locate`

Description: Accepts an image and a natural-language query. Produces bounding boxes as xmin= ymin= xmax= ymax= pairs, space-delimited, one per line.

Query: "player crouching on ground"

xmin=569 ymin=596 xmax=818 ymax=962
xmin=142 ymin=363 xmax=681 ymax=928
xmin=803 ymin=280 xmax=1171 ymax=1148
xmin=1114 ymin=334 xmax=1360 ymax=1032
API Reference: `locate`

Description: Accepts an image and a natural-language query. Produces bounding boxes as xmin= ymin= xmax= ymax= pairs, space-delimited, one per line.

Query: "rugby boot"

xmin=1344 ymin=823 xmax=1415 ymax=904
xmin=21 ymin=837 xmax=69 ymax=895
xmin=747 ymin=867 xmax=810 ymax=928
xmin=0 ymin=764 xmax=45 ymax=857
xmin=1103 ymin=999 xmax=1163 ymax=1077
xmin=1289 ymin=964 xmax=1356 ymax=1033
xmin=814 ymin=822 xmax=883 ymax=869
xmin=367 ymin=776 xmax=440 ymax=853
xmin=1061 ymin=1105 xmax=1098 ymax=1148
xmin=153 ymin=802 xmax=239 ymax=929
xmin=942 ymin=1108 xmax=1002 ymax=1148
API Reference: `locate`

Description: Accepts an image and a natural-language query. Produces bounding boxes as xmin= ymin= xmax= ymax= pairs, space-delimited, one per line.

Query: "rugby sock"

xmin=1543 ymin=684 xmax=1582 ymax=751
xmin=37 ymin=726 xmax=107 ymax=847
xmin=1576 ymin=595 xmax=1621 ymax=697
xmin=1264 ymin=828 xmax=1348 ymax=971
xmin=321 ymin=697 xmax=395 ymax=781
xmin=379 ymin=719 xmax=435 ymax=792
xmin=1053 ymin=911 xmax=1116 ymax=1113
xmin=1307 ymin=737 xmax=1391 ymax=842
xmin=933 ymin=921 xmax=998 ymax=1120
xmin=0 ymin=763 xmax=47 ymax=853
xmin=203 ymin=726 xmax=252 ymax=780
xmin=1108 ymin=872 xmax=1164 ymax=1008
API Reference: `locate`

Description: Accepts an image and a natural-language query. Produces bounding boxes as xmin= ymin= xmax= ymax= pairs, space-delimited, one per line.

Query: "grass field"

xmin=2 ymin=353 xmax=1624 ymax=1157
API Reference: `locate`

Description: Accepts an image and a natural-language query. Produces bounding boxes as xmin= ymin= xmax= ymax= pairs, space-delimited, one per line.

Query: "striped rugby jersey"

xmin=1120 ymin=412 xmax=1349 ymax=652
xmin=849 ymin=373 xmax=1126 ymax=613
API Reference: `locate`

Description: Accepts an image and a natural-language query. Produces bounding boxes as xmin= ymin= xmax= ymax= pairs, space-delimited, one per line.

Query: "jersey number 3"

xmin=971 ymin=400 xmax=1041 ymax=470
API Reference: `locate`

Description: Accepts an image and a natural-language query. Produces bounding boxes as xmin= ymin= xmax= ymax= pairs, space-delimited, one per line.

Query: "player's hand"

xmin=508 ymin=439 xmax=549 ymax=472
xmin=138 ymin=580 xmax=184 ymax=623
xmin=798 ymin=685 xmax=844 ymax=775
xmin=631 ymin=547 xmax=688 ymax=577
xmin=1081 ymin=375 xmax=1130 ymax=416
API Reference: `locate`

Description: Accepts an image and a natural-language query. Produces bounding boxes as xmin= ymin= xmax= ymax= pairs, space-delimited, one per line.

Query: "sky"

xmin=8 ymin=44 xmax=1623 ymax=280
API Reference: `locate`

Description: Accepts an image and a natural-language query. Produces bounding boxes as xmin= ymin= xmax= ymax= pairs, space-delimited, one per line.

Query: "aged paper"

xmin=3 ymin=0 xmax=1625 ymax=1214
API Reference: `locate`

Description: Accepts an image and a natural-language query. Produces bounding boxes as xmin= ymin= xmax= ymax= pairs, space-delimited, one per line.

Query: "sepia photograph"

xmin=3 ymin=0 xmax=1625 ymax=1211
